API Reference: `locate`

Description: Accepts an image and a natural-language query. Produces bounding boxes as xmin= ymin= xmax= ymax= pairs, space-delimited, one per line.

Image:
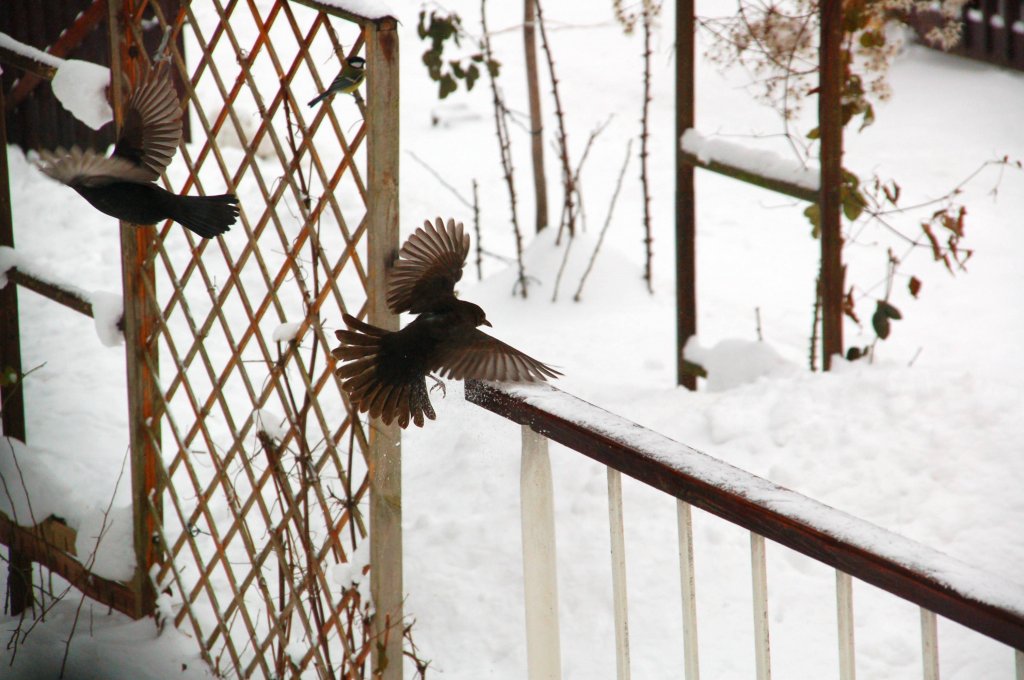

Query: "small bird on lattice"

xmin=332 ymin=217 xmax=561 ymax=428
xmin=308 ymin=56 xmax=366 ymax=107
xmin=36 ymin=68 xmax=239 ymax=239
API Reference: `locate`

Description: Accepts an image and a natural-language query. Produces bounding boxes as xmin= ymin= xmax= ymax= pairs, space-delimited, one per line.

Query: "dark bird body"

xmin=37 ymin=69 xmax=239 ymax=239
xmin=333 ymin=218 xmax=560 ymax=428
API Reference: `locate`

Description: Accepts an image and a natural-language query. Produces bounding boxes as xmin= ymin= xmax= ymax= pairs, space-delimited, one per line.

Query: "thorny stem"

xmin=640 ymin=5 xmax=655 ymax=293
xmin=482 ymin=0 xmax=529 ymax=297
xmin=535 ymin=0 xmax=578 ymax=243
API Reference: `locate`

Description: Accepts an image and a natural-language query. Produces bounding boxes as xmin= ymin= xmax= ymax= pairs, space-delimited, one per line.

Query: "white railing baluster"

xmin=520 ymin=424 xmax=562 ymax=680
xmin=607 ymin=468 xmax=631 ymax=680
xmin=750 ymin=532 xmax=772 ymax=680
xmin=676 ymin=500 xmax=700 ymax=680
xmin=920 ymin=608 xmax=939 ymax=680
xmin=836 ymin=570 xmax=856 ymax=680
xmin=1015 ymin=649 xmax=1023 ymax=680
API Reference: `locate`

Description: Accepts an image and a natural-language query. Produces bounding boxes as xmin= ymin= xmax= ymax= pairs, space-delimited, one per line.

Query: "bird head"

xmin=458 ymin=301 xmax=492 ymax=328
xmin=347 ymin=56 xmax=366 ymax=71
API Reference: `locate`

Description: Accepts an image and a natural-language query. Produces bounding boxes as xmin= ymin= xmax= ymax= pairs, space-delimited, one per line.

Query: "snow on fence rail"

xmin=464 ymin=379 xmax=1024 ymax=679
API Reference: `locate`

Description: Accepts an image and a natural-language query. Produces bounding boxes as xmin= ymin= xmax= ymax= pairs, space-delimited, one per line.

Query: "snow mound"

xmin=684 ymin=336 xmax=797 ymax=391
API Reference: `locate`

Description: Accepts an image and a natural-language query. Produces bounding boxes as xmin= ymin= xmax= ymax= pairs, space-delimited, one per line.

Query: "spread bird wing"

xmin=37 ymin=146 xmax=155 ymax=187
xmin=387 ymin=217 xmax=470 ymax=315
xmin=112 ymin=69 xmax=182 ymax=180
xmin=433 ymin=328 xmax=562 ymax=382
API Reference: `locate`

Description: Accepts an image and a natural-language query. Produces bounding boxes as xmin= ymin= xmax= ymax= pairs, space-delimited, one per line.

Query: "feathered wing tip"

xmin=36 ymin=146 xmax=154 ymax=187
xmin=386 ymin=216 xmax=472 ymax=314
xmin=332 ymin=314 xmax=437 ymax=428
xmin=118 ymin=68 xmax=184 ymax=178
xmin=168 ymin=193 xmax=239 ymax=238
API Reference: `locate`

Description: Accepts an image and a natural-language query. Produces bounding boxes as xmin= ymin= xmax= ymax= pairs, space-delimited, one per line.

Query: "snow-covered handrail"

xmin=288 ymin=0 xmax=398 ymax=24
xmin=465 ymin=379 xmax=1024 ymax=651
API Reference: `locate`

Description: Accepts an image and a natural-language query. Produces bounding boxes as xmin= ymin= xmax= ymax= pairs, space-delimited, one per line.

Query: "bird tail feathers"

xmin=333 ymin=314 xmax=436 ymax=429
xmin=167 ymin=193 xmax=239 ymax=238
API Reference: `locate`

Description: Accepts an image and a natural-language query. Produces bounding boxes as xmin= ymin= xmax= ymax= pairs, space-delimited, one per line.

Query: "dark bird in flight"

xmin=333 ymin=217 xmax=561 ymax=428
xmin=37 ymin=69 xmax=239 ymax=239
xmin=308 ymin=56 xmax=366 ymax=107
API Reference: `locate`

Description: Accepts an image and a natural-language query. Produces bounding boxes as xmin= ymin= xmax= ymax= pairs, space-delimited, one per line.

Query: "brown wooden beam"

xmin=675 ymin=0 xmax=696 ymax=389
xmin=7 ymin=269 xmax=96 ymax=319
xmin=465 ymin=380 xmax=1024 ymax=652
xmin=818 ymin=2 xmax=845 ymax=369
xmin=0 ymin=512 xmax=138 ymax=618
xmin=679 ymin=150 xmax=819 ymax=203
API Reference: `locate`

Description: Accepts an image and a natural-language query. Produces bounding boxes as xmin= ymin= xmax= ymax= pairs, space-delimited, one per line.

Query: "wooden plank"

xmin=464 ymin=380 xmax=1024 ymax=651
xmin=679 ymin=150 xmax=819 ymax=204
xmin=836 ymin=570 xmax=856 ymax=680
xmin=521 ymin=425 xmax=562 ymax=680
xmin=750 ymin=533 xmax=772 ymax=680
xmin=921 ymin=607 xmax=940 ymax=680
xmin=0 ymin=511 xmax=138 ymax=617
xmin=109 ymin=0 xmax=162 ymax=620
xmin=676 ymin=500 xmax=700 ymax=680
xmin=8 ymin=269 xmax=99 ymax=319
xmin=818 ymin=1 xmax=845 ymax=368
xmin=365 ymin=15 xmax=403 ymax=680
xmin=675 ymin=0 xmax=697 ymax=389
xmin=607 ymin=468 xmax=631 ymax=680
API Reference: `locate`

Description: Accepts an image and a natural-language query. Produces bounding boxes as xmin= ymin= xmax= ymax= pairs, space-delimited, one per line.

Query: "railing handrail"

xmin=465 ymin=379 xmax=1024 ymax=652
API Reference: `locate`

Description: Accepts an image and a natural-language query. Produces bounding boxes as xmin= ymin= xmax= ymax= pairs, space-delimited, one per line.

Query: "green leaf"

xmin=465 ymin=63 xmax=480 ymax=90
xmin=804 ymin=203 xmax=821 ymax=239
xmin=486 ymin=58 xmax=501 ymax=79
xmin=872 ymin=307 xmax=891 ymax=340
xmin=878 ymin=300 xmax=902 ymax=320
xmin=806 ymin=126 xmax=820 ymax=140
xmin=439 ymin=74 xmax=457 ymax=99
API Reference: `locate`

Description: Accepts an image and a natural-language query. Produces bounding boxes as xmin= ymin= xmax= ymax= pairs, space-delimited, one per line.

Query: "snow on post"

xmin=681 ymin=128 xmax=820 ymax=199
xmin=51 ymin=60 xmax=114 ymax=130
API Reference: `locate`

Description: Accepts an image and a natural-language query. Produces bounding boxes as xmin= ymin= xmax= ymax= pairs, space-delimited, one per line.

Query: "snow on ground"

xmin=3 ymin=1 xmax=1024 ymax=678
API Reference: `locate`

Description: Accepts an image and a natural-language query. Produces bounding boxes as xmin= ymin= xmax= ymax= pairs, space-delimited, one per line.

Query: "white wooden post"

xmin=750 ymin=532 xmax=772 ymax=680
xmin=836 ymin=570 xmax=856 ymax=680
xmin=521 ymin=424 xmax=562 ymax=680
xmin=676 ymin=500 xmax=700 ymax=680
xmin=607 ymin=468 xmax=631 ymax=680
xmin=920 ymin=608 xmax=940 ymax=680
xmin=1014 ymin=649 xmax=1023 ymax=680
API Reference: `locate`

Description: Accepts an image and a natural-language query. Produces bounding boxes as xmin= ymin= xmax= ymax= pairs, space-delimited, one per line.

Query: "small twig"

xmin=810 ymin=275 xmax=821 ymax=371
xmin=575 ymin=140 xmax=633 ymax=302
xmin=473 ymin=180 xmax=483 ymax=280
xmin=755 ymin=307 xmax=764 ymax=341
xmin=406 ymin=151 xmax=474 ymax=209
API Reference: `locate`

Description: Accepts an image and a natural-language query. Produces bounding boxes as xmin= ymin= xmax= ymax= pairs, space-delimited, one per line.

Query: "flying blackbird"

xmin=333 ymin=217 xmax=561 ymax=428
xmin=37 ymin=69 xmax=239 ymax=239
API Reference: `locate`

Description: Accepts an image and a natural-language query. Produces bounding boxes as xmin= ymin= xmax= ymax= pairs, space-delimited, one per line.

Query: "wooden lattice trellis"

xmin=105 ymin=1 xmax=401 ymax=678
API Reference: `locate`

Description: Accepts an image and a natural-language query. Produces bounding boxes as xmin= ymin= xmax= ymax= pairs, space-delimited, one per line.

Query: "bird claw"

xmin=427 ymin=374 xmax=447 ymax=398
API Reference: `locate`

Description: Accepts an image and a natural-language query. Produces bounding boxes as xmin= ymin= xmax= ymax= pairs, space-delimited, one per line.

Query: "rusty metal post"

xmin=0 ymin=83 xmax=33 ymax=615
xmin=819 ymin=1 xmax=844 ymax=369
xmin=365 ymin=16 xmax=402 ymax=680
xmin=108 ymin=0 xmax=162 ymax=619
xmin=675 ymin=0 xmax=697 ymax=389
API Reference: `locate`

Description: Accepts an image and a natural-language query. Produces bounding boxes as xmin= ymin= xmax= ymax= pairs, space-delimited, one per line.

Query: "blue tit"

xmin=308 ymin=56 xmax=366 ymax=107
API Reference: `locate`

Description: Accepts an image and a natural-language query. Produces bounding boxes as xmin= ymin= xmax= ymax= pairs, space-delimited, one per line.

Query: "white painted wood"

xmin=836 ymin=570 xmax=856 ymax=680
xmin=1015 ymin=649 xmax=1023 ymax=680
xmin=920 ymin=608 xmax=940 ymax=680
xmin=750 ymin=532 xmax=772 ymax=680
xmin=607 ymin=468 xmax=631 ymax=680
xmin=676 ymin=500 xmax=700 ymax=680
xmin=520 ymin=425 xmax=562 ymax=680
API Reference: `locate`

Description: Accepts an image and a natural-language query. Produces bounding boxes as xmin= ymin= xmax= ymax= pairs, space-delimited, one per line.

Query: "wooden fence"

xmin=0 ymin=1 xmax=402 ymax=678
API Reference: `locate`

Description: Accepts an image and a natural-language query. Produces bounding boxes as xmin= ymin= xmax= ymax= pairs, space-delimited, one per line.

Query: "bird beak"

xmin=483 ymin=319 xmax=493 ymax=327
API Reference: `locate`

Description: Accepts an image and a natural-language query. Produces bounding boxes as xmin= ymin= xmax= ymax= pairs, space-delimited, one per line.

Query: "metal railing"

xmin=465 ymin=379 xmax=1024 ymax=679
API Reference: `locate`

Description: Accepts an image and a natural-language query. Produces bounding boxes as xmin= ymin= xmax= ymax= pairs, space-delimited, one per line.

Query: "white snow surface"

xmin=89 ymin=290 xmax=124 ymax=347
xmin=314 ymin=0 xmax=400 ymax=21
xmin=50 ymin=59 xmax=114 ymax=130
xmin=681 ymin=127 xmax=821 ymax=191
xmin=3 ymin=1 xmax=1024 ymax=679
xmin=272 ymin=320 xmax=303 ymax=342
